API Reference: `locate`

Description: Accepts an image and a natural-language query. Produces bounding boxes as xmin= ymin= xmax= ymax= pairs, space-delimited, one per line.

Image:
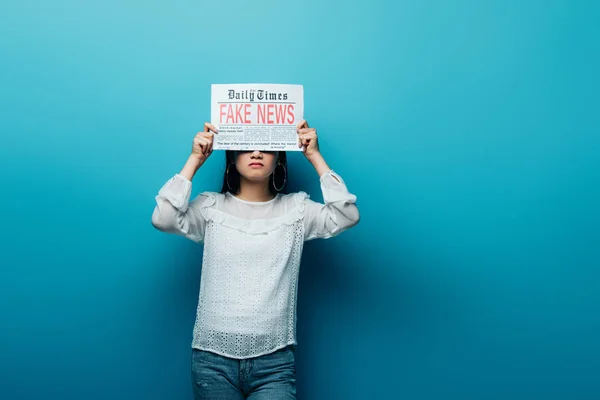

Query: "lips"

xmin=249 ymin=163 xmax=264 ymax=167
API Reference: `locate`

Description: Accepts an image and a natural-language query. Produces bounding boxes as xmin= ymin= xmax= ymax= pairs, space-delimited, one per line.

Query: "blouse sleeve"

xmin=303 ymin=170 xmax=360 ymax=241
xmin=151 ymin=174 xmax=211 ymax=242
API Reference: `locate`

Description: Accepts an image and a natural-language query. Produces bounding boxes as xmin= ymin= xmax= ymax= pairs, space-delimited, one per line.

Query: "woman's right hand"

xmin=191 ymin=122 xmax=218 ymax=164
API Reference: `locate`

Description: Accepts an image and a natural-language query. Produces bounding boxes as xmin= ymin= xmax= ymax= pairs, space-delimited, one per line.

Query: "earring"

xmin=226 ymin=163 xmax=235 ymax=192
xmin=272 ymin=163 xmax=287 ymax=192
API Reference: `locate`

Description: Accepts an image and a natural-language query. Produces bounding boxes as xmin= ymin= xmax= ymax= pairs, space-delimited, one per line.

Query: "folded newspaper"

xmin=211 ymin=83 xmax=304 ymax=151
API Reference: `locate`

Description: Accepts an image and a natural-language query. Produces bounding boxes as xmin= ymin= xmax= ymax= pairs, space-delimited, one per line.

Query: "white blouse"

xmin=151 ymin=170 xmax=359 ymax=359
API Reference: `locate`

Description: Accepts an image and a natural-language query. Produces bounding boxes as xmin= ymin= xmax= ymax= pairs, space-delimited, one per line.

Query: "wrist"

xmin=189 ymin=154 xmax=206 ymax=167
xmin=307 ymin=151 xmax=324 ymax=165
xmin=180 ymin=155 xmax=204 ymax=181
xmin=308 ymin=152 xmax=331 ymax=177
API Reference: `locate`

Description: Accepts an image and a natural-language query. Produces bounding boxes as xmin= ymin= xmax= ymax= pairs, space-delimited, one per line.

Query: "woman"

xmin=151 ymin=120 xmax=360 ymax=399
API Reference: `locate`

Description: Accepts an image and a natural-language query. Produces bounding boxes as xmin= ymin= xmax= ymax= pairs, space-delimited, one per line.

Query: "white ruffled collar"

xmin=199 ymin=191 xmax=308 ymax=235
xmin=224 ymin=191 xmax=280 ymax=205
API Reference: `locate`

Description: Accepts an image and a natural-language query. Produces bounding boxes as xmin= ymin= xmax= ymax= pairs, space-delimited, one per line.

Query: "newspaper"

xmin=211 ymin=83 xmax=304 ymax=151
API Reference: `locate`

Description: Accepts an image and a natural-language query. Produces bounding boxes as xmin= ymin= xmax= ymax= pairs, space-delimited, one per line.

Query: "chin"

xmin=240 ymin=170 xmax=271 ymax=181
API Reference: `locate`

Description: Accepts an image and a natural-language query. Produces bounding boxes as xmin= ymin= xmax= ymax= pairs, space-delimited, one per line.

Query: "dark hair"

xmin=221 ymin=150 xmax=288 ymax=195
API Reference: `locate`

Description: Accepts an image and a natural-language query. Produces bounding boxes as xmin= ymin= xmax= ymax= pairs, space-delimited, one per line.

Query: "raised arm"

xmin=296 ymin=120 xmax=360 ymax=240
xmin=151 ymin=123 xmax=218 ymax=242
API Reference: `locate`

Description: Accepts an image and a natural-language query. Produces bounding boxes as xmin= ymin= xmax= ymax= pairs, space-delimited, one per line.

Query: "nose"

xmin=250 ymin=150 xmax=262 ymax=158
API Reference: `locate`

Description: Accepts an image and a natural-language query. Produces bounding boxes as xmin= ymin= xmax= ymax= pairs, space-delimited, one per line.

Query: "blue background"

xmin=1 ymin=0 xmax=599 ymax=399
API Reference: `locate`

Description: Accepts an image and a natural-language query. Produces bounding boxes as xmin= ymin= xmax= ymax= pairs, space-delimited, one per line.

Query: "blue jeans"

xmin=191 ymin=345 xmax=297 ymax=399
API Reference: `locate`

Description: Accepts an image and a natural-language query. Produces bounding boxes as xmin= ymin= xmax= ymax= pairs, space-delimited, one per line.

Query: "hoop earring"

xmin=272 ymin=163 xmax=287 ymax=192
xmin=226 ymin=163 xmax=235 ymax=192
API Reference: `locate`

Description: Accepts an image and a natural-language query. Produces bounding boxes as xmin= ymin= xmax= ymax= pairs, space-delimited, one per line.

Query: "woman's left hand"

xmin=297 ymin=120 xmax=320 ymax=160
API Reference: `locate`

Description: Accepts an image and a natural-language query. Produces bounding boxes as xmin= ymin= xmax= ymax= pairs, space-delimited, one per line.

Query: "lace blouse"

xmin=151 ymin=170 xmax=359 ymax=359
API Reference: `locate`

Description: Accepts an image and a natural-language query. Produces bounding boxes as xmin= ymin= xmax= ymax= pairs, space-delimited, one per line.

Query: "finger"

xmin=298 ymin=128 xmax=315 ymax=134
xmin=296 ymin=119 xmax=309 ymax=130
xmin=204 ymin=122 xmax=219 ymax=134
xmin=200 ymin=137 xmax=211 ymax=152
xmin=299 ymin=132 xmax=317 ymax=140
xmin=197 ymin=131 xmax=214 ymax=142
xmin=200 ymin=132 xmax=214 ymax=140
xmin=193 ymin=139 xmax=205 ymax=154
xmin=195 ymin=137 xmax=210 ymax=154
xmin=299 ymin=133 xmax=316 ymax=143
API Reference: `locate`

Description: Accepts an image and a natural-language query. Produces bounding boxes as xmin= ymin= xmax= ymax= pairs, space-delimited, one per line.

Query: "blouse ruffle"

xmin=197 ymin=191 xmax=309 ymax=235
xmin=155 ymin=170 xmax=357 ymax=237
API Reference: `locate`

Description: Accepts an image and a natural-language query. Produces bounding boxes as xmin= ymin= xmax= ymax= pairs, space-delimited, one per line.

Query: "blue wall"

xmin=1 ymin=0 xmax=599 ymax=398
